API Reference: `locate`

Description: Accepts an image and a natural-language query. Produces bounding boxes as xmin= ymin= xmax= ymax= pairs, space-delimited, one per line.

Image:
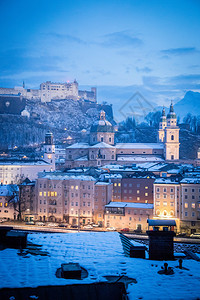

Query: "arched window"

xmin=156 ymin=210 xmax=160 ymax=216
xmin=163 ymin=210 xmax=167 ymax=216
xmin=170 ymin=210 xmax=174 ymax=216
xmin=171 ymin=135 xmax=174 ymax=140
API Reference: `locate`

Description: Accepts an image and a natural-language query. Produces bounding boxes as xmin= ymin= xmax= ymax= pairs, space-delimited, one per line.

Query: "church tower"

xmin=157 ymin=107 xmax=167 ymax=142
xmin=43 ymin=131 xmax=55 ymax=171
xmin=164 ymin=102 xmax=180 ymax=160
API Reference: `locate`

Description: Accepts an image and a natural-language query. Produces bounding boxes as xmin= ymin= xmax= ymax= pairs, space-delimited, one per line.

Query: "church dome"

xmin=167 ymin=102 xmax=177 ymax=119
xmin=90 ymin=110 xmax=114 ymax=133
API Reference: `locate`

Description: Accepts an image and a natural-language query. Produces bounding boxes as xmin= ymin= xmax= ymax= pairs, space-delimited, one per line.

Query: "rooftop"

xmin=0 ymin=232 xmax=198 ymax=299
xmin=115 ymin=143 xmax=164 ymax=149
xmin=39 ymin=173 xmax=96 ymax=181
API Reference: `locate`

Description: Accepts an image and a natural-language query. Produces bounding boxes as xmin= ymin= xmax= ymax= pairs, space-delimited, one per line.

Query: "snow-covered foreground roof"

xmin=0 ymin=232 xmax=200 ymax=300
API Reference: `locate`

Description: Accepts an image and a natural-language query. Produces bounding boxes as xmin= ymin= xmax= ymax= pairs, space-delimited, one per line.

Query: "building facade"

xmin=36 ymin=174 xmax=96 ymax=224
xmin=105 ymin=202 xmax=153 ymax=231
xmin=93 ymin=182 xmax=113 ymax=226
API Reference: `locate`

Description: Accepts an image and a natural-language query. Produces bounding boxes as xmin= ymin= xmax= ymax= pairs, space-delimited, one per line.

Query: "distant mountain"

xmin=174 ymin=91 xmax=200 ymax=120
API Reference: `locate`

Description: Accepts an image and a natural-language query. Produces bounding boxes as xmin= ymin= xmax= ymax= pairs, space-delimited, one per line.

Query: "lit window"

xmin=75 ymin=186 xmax=78 ymax=190
xmin=48 ymin=191 xmax=50 ymax=197
xmin=114 ymin=183 xmax=117 ymax=187
xmin=156 ymin=201 xmax=160 ymax=206
xmin=137 ymin=190 xmax=140 ymax=194
xmin=0 ymin=203 xmax=2 ymax=207
xmin=39 ymin=192 xmax=42 ymax=196
xmin=192 ymin=203 xmax=195 ymax=209
xmin=145 ymin=186 xmax=148 ymax=189
xmin=4 ymin=203 xmax=8 ymax=207
xmin=170 ymin=210 xmax=174 ymax=216
xmin=71 ymin=186 xmax=74 ymax=189
xmin=170 ymin=202 xmax=174 ymax=206
xmin=185 ymin=203 xmax=188 ymax=208
xmin=163 ymin=201 xmax=167 ymax=206
xmin=55 ymin=192 xmax=57 ymax=196
xmin=145 ymin=193 xmax=148 ymax=196
xmin=137 ymin=197 xmax=140 ymax=201
xmin=51 ymin=192 xmax=54 ymax=197
xmin=156 ymin=210 xmax=160 ymax=215
xmin=118 ymin=183 xmax=121 ymax=187
xmin=44 ymin=192 xmax=46 ymax=196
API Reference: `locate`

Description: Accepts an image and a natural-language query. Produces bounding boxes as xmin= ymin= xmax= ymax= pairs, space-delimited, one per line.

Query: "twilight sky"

xmin=0 ymin=0 xmax=200 ymax=120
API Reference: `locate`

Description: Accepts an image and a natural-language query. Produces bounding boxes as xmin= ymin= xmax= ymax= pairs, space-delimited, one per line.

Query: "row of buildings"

xmin=1 ymin=165 xmax=200 ymax=234
xmin=0 ymin=80 xmax=97 ymax=103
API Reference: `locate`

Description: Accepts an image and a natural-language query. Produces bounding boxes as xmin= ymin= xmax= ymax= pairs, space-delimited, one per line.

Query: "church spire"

xmin=162 ymin=106 xmax=166 ymax=116
xmin=169 ymin=101 xmax=174 ymax=113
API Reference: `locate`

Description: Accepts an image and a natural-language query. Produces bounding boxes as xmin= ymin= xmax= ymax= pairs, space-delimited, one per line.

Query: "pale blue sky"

xmin=0 ymin=0 xmax=200 ymax=119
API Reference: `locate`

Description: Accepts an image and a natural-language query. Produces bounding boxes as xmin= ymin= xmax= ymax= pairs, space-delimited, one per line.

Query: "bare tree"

xmin=8 ymin=183 xmax=26 ymax=221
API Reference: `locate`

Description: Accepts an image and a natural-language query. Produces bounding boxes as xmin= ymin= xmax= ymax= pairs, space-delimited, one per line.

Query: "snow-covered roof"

xmin=0 ymin=232 xmax=199 ymax=299
xmin=66 ymin=143 xmax=89 ymax=149
xmin=39 ymin=174 xmax=96 ymax=181
xmin=147 ymin=163 xmax=169 ymax=171
xmin=95 ymin=182 xmax=112 ymax=185
xmin=89 ymin=142 xmax=115 ymax=149
xmin=117 ymin=156 xmax=164 ymax=162
xmin=0 ymin=185 xmax=18 ymax=196
xmin=102 ymin=174 xmax=122 ymax=179
xmin=154 ymin=178 xmax=179 ymax=184
xmin=115 ymin=143 xmax=164 ymax=149
xmin=180 ymin=178 xmax=200 ymax=184
xmin=105 ymin=202 xmax=153 ymax=209
xmin=0 ymin=160 xmax=50 ymax=166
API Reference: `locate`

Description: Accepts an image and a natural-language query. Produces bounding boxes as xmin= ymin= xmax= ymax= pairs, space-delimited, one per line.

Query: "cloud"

xmin=136 ymin=67 xmax=152 ymax=73
xmin=160 ymin=47 xmax=198 ymax=56
xmin=0 ymin=52 xmax=65 ymax=75
xmin=44 ymin=32 xmax=87 ymax=45
xmin=100 ymin=31 xmax=143 ymax=48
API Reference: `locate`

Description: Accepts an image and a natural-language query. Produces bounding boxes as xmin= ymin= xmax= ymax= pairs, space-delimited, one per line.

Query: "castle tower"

xmin=157 ymin=107 xmax=167 ymax=142
xmin=164 ymin=102 xmax=180 ymax=160
xmin=43 ymin=131 xmax=55 ymax=171
xmin=90 ymin=110 xmax=115 ymax=145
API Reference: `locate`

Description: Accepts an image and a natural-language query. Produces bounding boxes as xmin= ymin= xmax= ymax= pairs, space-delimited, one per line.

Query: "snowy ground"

xmin=0 ymin=232 xmax=200 ymax=300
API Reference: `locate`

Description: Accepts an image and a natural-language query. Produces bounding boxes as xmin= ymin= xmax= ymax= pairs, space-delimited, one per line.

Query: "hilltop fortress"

xmin=0 ymin=80 xmax=96 ymax=103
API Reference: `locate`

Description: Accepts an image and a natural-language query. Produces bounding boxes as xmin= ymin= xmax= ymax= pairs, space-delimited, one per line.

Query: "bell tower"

xmin=164 ymin=102 xmax=180 ymax=160
xmin=43 ymin=131 xmax=55 ymax=171
xmin=157 ymin=107 xmax=167 ymax=142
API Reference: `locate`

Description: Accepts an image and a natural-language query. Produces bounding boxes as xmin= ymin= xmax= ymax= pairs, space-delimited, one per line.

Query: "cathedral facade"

xmin=65 ymin=104 xmax=180 ymax=169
